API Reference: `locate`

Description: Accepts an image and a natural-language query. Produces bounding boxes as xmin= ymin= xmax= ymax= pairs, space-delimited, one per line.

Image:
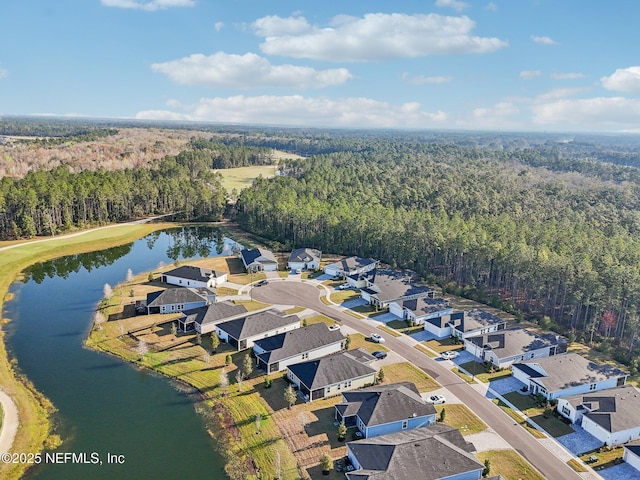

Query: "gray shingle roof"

xmin=288 ymin=248 xmax=321 ymax=264
xmin=466 ymin=327 xmax=565 ymax=359
xmin=240 ymin=248 xmax=277 ymax=266
xmin=515 ymin=353 xmax=628 ymax=394
xmin=288 ymin=349 xmax=376 ymax=390
xmin=254 ymin=323 xmax=343 ymax=364
xmin=625 ymin=442 xmax=640 ymax=457
xmin=163 ymin=265 xmax=226 ymax=282
xmin=146 ymin=287 xmax=214 ymax=307
xmin=337 ymin=382 xmax=436 ymax=427
xmin=563 ymin=385 xmax=640 ymax=434
xmin=346 ymin=425 xmax=481 ymax=480
xmin=326 ymin=256 xmax=377 ymax=274
xmin=457 ymin=308 xmax=507 ymax=333
xmin=216 ymin=310 xmax=300 ymax=341
xmin=401 ymin=297 xmax=451 ymax=316
xmin=367 ymin=269 xmax=434 ymax=303
xmin=181 ymin=301 xmax=248 ymax=326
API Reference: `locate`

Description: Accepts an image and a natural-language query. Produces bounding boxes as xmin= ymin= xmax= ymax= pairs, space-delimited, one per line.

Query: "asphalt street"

xmin=252 ymin=280 xmax=585 ymax=480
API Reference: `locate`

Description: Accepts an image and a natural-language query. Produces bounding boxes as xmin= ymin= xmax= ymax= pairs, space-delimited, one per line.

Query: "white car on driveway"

xmin=369 ymin=333 xmax=385 ymax=343
xmin=426 ymin=394 xmax=446 ymax=404
xmin=441 ymin=351 xmax=460 ymax=360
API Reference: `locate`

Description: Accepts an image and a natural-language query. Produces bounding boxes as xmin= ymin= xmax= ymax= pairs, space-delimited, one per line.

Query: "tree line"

xmin=189 ymin=137 xmax=274 ymax=169
xmin=235 ymin=138 xmax=640 ymax=373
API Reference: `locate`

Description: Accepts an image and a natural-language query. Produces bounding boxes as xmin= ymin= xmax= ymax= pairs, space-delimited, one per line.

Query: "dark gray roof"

xmin=562 ymin=385 xmax=640 ymax=434
xmin=254 ymin=323 xmax=343 ymax=364
xmin=181 ymin=301 xmax=248 ymax=326
xmin=515 ymin=353 xmax=628 ymax=393
xmin=401 ymin=297 xmax=451 ymax=316
xmin=368 ymin=269 xmax=434 ymax=303
xmin=216 ymin=310 xmax=300 ymax=341
xmin=146 ymin=287 xmax=214 ymax=307
xmin=429 ymin=312 xmax=464 ymax=329
xmin=346 ymin=425 xmax=482 ymax=480
xmin=327 ymin=256 xmax=377 ymax=274
xmin=163 ymin=265 xmax=226 ymax=282
xmin=457 ymin=308 xmax=507 ymax=333
xmin=337 ymin=382 xmax=435 ymax=427
xmin=240 ymin=248 xmax=277 ymax=266
xmin=625 ymin=442 xmax=640 ymax=457
xmin=466 ymin=327 xmax=565 ymax=359
xmin=288 ymin=248 xmax=321 ymax=264
xmin=288 ymin=350 xmax=376 ymax=390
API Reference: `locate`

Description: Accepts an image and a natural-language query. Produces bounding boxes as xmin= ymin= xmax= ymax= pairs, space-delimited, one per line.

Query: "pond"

xmin=3 ymin=226 xmax=239 ymax=480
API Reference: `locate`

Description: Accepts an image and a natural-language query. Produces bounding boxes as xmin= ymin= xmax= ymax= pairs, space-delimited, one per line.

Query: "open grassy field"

xmin=216 ymin=165 xmax=277 ymax=192
xmin=381 ymin=362 xmax=440 ymax=392
xmin=476 ymin=449 xmax=545 ymax=480
xmin=0 ymin=221 xmax=174 ymax=480
xmin=434 ymin=404 xmax=487 ymax=435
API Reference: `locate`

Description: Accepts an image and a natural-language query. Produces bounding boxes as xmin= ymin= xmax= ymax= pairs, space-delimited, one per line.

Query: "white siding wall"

xmin=263 ymin=262 xmax=278 ymax=272
xmin=323 ymin=265 xmax=339 ymax=276
xmin=582 ymin=416 xmax=640 ymax=446
xmin=548 ymin=378 xmax=621 ymax=400
xmin=423 ymin=323 xmax=451 ymax=339
xmin=512 ymin=366 xmax=532 ymax=386
xmin=624 ymin=449 xmax=640 ymax=471
xmin=216 ymin=328 xmax=229 ymax=343
xmin=287 ymin=261 xmax=305 ymax=271
xmin=557 ymin=398 xmax=579 ymax=423
xmin=242 ymin=321 xmax=300 ymax=350
xmin=389 ymin=302 xmax=404 ymax=318
xmin=361 ymin=290 xmax=372 ymax=303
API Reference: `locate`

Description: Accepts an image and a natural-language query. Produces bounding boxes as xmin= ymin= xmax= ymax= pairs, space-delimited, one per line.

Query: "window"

xmin=346 ymin=381 xmax=352 ymax=387
xmin=402 ymin=420 xmax=408 ymax=429
xmin=589 ymin=383 xmax=597 ymax=391
xmin=179 ymin=280 xmax=182 ymax=284
xmin=561 ymin=405 xmax=570 ymax=416
xmin=302 ymin=352 xmax=309 ymax=360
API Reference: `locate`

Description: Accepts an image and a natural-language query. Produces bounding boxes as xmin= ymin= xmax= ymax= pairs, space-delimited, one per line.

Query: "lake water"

xmin=3 ymin=226 xmax=239 ymax=480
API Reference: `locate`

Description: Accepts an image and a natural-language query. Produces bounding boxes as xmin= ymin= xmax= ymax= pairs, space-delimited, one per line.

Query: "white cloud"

xmin=550 ymin=72 xmax=585 ymax=80
xmin=100 ymin=0 xmax=194 ymax=11
xmin=151 ymin=52 xmax=352 ymax=89
xmin=253 ymin=13 xmax=507 ymax=61
xmin=402 ymin=73 xmax=453 ymax=85
xmin=520 ymin=70 xmax=541 ymax=79
xmin=601 ymin=66 xmax=640 ymax=93
xmin=535 ymin=87 xmax=588 ymax=101
xmin=532 ymin=97 xmax=640 ymax=128
xmin=531 ymin=35 xmax=557 ymax=45
xmin=136 ymin=95 xmax=447 ymax=128
xmin=214 ymin=22 xmax=224 ymax=32
xmin=457 ymin=101 xmax=522 ymax=129
xmin=485 ymin=2 xmax=498 ymax=12
xmin=434 ymin=0 xmax=469 ymax=12
xmin=0 ymin=68 xmax=7 ymax=79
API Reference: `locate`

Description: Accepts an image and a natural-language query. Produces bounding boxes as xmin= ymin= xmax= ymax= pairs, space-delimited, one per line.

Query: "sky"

xmin=2 ymin=0 xmax=640 ymax=133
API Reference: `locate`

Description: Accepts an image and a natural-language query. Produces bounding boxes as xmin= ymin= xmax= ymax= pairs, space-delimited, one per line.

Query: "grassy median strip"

xmin=414 ymin=343 xmax=438 ymax=358
xmin=376 ymin=325 xmax=402 ymax=337
xmin=567 ymin=458 xmax=589 ymax=472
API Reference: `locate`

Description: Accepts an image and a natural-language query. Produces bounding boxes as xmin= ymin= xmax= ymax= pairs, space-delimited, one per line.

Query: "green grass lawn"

xmin=382 ymin=362 xmax=440 ymax=392
xmin=329 ymin=290 xmax=360 ymax=304
xmin=579 ymin=446 xmax=624 ymax=470
xmin=216 ymin=165 xmax=276 ymax=192
xmin=385 ymin=319 xmax=424 ymax=334
xmin=476 ymin=449 xmax=545 ymax=480
xmin=376 ymin=325 xmax=402 ymax=337
xmin=502 ymin=392 xmax=574 ymax=438
xmin=348 ymin=333 xmax=389 ymax=354
xmin=423 ymin=337 xmax=465 ymax=354
xmin=415 ymin=343 xmax=438 ymax=358
xmin=457 ymin=361 xmax=512 ymax=383
xmin=435 ymin=404 xmax=487 ymax=435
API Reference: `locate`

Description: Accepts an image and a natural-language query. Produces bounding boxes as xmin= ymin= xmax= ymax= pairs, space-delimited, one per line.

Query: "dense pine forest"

xmin=235 ymin=136 xmax=640 ymax=370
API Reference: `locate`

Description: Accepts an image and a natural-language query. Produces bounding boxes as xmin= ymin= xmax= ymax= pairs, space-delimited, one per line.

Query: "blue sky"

xmin=2 ymin=0 xmax=640 ymax=132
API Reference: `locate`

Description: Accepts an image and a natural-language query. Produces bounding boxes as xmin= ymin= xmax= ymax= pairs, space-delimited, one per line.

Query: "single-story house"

xmin=464 ymin=327 xmax=566 ymax=368
xmin=161 ymin=265 xmax=228 ymax=288
xmin=335 ymin=382 xmax=436 ymax=438
xmin=346 ymin=424 xmax=483 ymax=480
xmin=389 ymin=297 xmax=452 ymax=328
xmin=253 ymin=323 xmax=344 ymax=374
xmin=323 ymin=256 xmax=377 ymax=278
xmin=450 ymin=308 xmax=508 ymax=339
xmin=178 ymin=301 xmax=248 ymax=334
xmin=215 ymin=309 xmax=300 ymax=350
xmin=557 ymin=385 xmax=640 ymax=446
xmin=287 ymin=248 xmax=321 ymax=271
xmin=287 ymin=349 xmax=377 ymax=402
xmin=145 ymin=287 xmax=216 ymax=315
xmin=360 ymin=269 xmax=435 ymax=309
xmin=512 ymin=353 xmax=628 ymax=400
xmin=624 ymin=442 xmax=640 ymax=472
xmin=239 ymin=248 xmax=278 ymax=272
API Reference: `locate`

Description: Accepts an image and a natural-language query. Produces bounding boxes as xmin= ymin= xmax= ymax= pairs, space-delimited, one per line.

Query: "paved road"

xmin=252 ymin=280 xmax=585 ymax=480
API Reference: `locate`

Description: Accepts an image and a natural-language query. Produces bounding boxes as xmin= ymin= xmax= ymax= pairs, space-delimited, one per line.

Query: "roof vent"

xmin=412 ymin=413 xmax=417 ymax=417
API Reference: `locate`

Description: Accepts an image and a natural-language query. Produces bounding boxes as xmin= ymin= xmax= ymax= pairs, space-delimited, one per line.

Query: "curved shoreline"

xmin=0 ymin=389 xmax=19 ymax=453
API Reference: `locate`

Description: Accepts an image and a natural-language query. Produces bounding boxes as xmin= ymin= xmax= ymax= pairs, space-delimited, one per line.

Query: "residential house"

xmin=239 ymin=248 xmax=278 ymax=272
xmin=335 ymin=382 xmax=436 ymax=438
xmin=287 ymin=248 xmax=322 ymax=271
xmin=512 ymin=353 xmax=628 ymax=400
xmin=557 ymin=385 xmax=640 ymax=446
xmin=450 ymin=309 xmax=508 ymax=339
xmin=464 ymin=327 xmax=566 ymax=368
xmin=389 ymin=297 xmax=452 ymax=330
xmin=323 ymin=256 xmax=377 ymax=278
xmin=161 ymin=265 xmax=228 ymax=288
xmin=253 ymin=323 xmax=344 ymax=374
xmin=360 ymin=269 xmax=435 ymax=309
xmin=345 ymin=269 xmax=377 ymax=289
xmin=215 ymin=309 xmax=300 ymax=350
xmin=623 ymin=442 xmax=640 ymax=472
xmin=178 ymin=301 xmax=248 ymax=334
xmin=346 ymin=424 xmax=483 ymax=480
xmin=145 ymin=287 xmax=216 ymax=315
xmin=287 ymin=349 xmax=377 ymax=402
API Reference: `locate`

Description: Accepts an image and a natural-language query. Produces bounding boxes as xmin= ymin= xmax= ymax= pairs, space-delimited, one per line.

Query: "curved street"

xmin=252 ymin=279 xmax=587 ymax=480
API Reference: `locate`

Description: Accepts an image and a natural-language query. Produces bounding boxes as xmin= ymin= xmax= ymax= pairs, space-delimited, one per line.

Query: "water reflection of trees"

xmin=23 ymin=226 xmax=233 ymax=283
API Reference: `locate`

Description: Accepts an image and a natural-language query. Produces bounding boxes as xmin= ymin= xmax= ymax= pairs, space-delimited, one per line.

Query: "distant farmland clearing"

xmin=216 ymin=165 xmax=277 ymax=192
